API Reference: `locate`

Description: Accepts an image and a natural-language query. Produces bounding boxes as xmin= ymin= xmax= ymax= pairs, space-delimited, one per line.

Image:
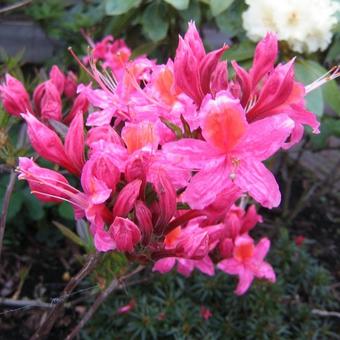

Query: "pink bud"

xmin=64 ymin=71 xmax=77 ymax=98
xmin=112 ymin=179 xmax=141 ymax=218
xmin=109 ymin=217 xmax=141 ymax=252
xmin=200 ymin=306 xmax=212 ymax=321
xmin=152 ymin=169 xmax=176 ymax=232
xmin=0 ymin=74 xmax=32 ymax=116
xmin=49 ymin=65 xmax=65 ymax=95
xmin=18 ymin=157 xmax=72 ymax=203
xmin=210 ymin=61 xmax=228 ymax=96
xmin=40 ymin=81 xmax=62 ymax=121
xmin=199 ymin=46 xmax=228 ymax=95
xmin=135 ymin=200 xmax=153 ymax=245
xmin=64 ymin=111 xmax=85 ymax=174
xmin=64 ymin=93 xmax=89 ymax=125
xmin=33 ymin=82 xmax=45 ymax=115
xmin=249 ymin=33 xmax=278 ymax=86
xmin=22 ymin=112 xmax=78 ymax=175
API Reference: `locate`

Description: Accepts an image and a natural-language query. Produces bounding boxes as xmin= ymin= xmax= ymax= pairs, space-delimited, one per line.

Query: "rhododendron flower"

xmin=12 ymin=22 xmax=338 ymax=297
xmin=218 ymin=235 xmax=276 ymax=295
xmin=163 ymin=91 xmax=294 ymax=209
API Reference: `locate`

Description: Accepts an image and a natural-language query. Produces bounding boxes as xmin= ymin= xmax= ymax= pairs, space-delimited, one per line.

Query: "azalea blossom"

xmin=8 ymin=22 xmax=338 ymax=297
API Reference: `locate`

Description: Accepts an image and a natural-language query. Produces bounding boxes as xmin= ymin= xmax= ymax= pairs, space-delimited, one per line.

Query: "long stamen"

xmin=305 ymin=65 xmax=340 ymax=94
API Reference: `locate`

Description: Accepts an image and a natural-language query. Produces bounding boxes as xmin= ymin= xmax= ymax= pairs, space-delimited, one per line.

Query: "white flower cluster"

xmin=242 ymin=0 xmax=340 ymax=53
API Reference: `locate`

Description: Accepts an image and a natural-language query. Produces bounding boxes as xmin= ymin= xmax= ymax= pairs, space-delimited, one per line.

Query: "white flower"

xmin=242 ymin=0 xmax=340 ymax=53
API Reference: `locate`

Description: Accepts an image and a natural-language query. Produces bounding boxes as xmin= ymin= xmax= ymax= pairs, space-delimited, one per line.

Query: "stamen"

xmin=245 ymin=95 xmax=258 ymax=113
xmin=30 ymin=191 xmax=84 ymax=209
xmin=305 ymin=65 xmax=340 ymax=94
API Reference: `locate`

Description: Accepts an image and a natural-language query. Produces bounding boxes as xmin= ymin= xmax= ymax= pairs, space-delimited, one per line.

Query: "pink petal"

xmin=217 ymin=258 xmax=243 ymax=275
xmin=182 ymin=159 xmax=229 ymax=209
xmin=195 ymin=256 xmax=215 ymax=276
xmin=254 ymin=262 xmax=276 ymax=283
xmin=235 ymin=159 xmax=281 ymax=209
xmin=235 ymin=268 xmax=254 ymax=295
xmin=162 ymin=138 xmax=221 ymax=170
xmin=253 ymin=238 xmax=270 ymax=262
xmin=152 ymin=257 xmax=176 ymax=274
xmin=236 ymin=114 xmax=294 ymax=161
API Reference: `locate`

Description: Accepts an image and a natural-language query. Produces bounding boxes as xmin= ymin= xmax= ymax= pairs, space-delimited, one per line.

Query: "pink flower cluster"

xmin=0 ymin=23 xmax=331 ymax=295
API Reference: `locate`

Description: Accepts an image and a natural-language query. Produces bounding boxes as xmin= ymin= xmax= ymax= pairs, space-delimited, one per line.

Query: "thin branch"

xmin=0 ymin=170 xmax=16 ymax=259
xmin=0 ymin=298 xmax=51 ymax=309
xmin=312 ymin=309 xmax=340 ymax=319
xmin=30 ymin=252 xmax=102 ymax=340
xmin=65 ymin=265 xmax=145 ymax=340
xmin=0 ymin=0 xmax=32 ymax=14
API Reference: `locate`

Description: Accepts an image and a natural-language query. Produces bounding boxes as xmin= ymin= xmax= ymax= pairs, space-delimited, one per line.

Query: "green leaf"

xmin=58 ymin=201 xmax=74 ymax=220
xmin=210 ymin=0 xmax=234 ymax=16
xmin=223 ymin=41 xmax=255 ymax=62
xmin=53 ymin=221 xmax=85 ymax=247
xmin=180 ymin=0 xmax=201 ymax=23
xmin=323 ymin=77 xmax=340 ymax=116
xmin=294 ymin=60 xmax=324 ymax=117
xmin=24 ymin=190 xmax=45 ymax=221
xmin=105 ymin=0 xmax=141 ymax=16
xmin=163 ymin=0 xmax=189 ymax=10
xmin=131 ymin=42 xmax=159 ymax=59
xmin=142 ymin=2 xmax=169 ymax=42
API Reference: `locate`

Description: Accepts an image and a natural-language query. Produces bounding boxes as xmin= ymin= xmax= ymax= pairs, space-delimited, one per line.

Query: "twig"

xmin=65 ymin=265 xmax=145 ymax=340
xmin=0 ymin=0 xmax=32 ymax=14
xmin=312 ymin=309 xmax=340 ymax=319
xmin=30 ymin=252 xmax=101 ymax=340
xmin=0 ymin=298 xmax=51 ymax=309
xmin=0 ymin=170 xmax=16 ymax=260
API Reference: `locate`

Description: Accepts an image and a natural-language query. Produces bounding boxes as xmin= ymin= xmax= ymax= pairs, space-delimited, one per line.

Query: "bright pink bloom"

xmin=39 ymin=80 xmax=62 ymax=121
xmin=0 ymin=74 xmax=32 ymax=116
xmin=218 ymin=235 xmax=276 ymax=295
xmin=231 ymin=33 xmax=319 ymax=147
xmin=109 ymin=216 xmax=141 ymax=252
xmin=163 ymin=91 xmax=294 ymax=209
xmin=135 ymin=200 xmax=153 ymax=245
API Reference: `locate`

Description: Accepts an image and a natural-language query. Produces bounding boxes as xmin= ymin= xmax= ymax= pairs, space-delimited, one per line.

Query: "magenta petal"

xmin=182 ymin=160 xmax=229 ymax=209
xmin=177 ymin=259 xmax=195 ymax=277
xmin=162 ymin=138 xmax=221 ymax=170
xmin=253 ymin=238 xmax=270 ymax=262
xmin=195 ymin=256 xmax=215 ymax=276
xmin=254 ymin=262 xmax=276 ymax=283
xmin=235 ymin=159 xmax=281 ymax=209
xmin=217 ymin=258 xmax=242 ymax=275
xmin=94 ymin=228 xmax=116 ymax=252
xmin=237 ymin=114 xmax=294 ymax=161
xmin=152 ymin=257 xmax=176 ymax=274
xmin=235 ymin=269 xmax=254 ymax=295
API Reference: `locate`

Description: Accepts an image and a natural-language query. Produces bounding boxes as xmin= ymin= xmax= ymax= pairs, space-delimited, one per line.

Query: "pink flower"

xmin=39 ymin=81 xmax=62 ymax=121
xmin=294 ymin=235 xmax=305 ymax=247
xmin=218 ymin=235 xmax=276 ymax=295
xmin=231 ymin=33 xmax=319 ymax=147
xmin=0 ymin=74 xmax=32 ymax=116
xmin=200 ymin=306 xmax=212 ymax=321
xmin=163 ymin=91 xmax=294 ymax=209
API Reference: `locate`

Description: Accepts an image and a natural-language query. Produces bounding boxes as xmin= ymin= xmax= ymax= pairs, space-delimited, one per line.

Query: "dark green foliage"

xmin=83 ymin=229 xmax=339 ymax=339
